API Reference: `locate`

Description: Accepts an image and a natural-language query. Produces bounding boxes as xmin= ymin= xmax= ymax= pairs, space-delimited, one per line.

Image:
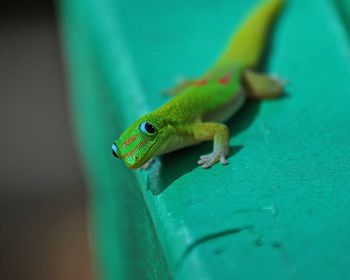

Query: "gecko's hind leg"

xmin=243 ymin=70 xmax=286 ymax=99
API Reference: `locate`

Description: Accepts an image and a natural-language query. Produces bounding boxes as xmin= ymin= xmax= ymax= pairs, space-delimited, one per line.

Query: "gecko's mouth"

xmin=124 ymin=138 xmax=159 ymax=169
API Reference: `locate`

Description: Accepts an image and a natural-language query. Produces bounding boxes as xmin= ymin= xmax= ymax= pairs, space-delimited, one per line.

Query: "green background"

xmin=59 ymin=0 xmax=350 ymax=279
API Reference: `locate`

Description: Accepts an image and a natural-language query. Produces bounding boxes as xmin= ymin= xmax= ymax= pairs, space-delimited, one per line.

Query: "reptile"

xmin=112 ymin=0 xmax=285 ymax=169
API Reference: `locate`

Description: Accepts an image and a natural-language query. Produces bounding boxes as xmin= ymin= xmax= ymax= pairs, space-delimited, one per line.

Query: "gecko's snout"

xmin=112 ymin=143 xmax=119 ymax=158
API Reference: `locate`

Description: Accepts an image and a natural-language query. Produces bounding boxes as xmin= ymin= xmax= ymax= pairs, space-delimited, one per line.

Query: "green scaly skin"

xmin=113 ymin=0 xmax=285 ymax=169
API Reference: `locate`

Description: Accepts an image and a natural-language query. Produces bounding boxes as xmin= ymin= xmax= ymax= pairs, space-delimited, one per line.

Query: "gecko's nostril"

xmin=112 ymin=143 xmax=119 ymax=158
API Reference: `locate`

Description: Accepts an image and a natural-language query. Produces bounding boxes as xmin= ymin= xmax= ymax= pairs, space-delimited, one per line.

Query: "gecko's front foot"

xmin=141 ymin=158 xmax=155 ymax=170
xmin=197 ymin=151 xmax=228 ymax=169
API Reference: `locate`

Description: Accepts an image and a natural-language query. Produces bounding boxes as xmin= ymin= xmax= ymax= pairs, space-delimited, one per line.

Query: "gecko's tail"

xmin=212 ymin=0 xmax=285 ymax=71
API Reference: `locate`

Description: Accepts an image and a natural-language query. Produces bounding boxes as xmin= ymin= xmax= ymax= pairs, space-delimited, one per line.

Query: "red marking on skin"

xmin=122 ymin=135 xmax=137 ymax=148
xmin=218 ymin=75 xmax=230 ymax=85
xmin=193 ymin=79 xmax=208 ymax=86
xmin=124 ymin=139 xmax=148 ymax=158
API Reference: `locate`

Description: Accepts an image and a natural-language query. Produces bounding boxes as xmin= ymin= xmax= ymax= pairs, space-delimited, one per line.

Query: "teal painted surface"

xmin=59 ymin=1 xmax=170 ymax=279
xmin=335 ymin=0 xmax=350 ymax=34
xmin=60 ymin=0 xmax=350 ymax=279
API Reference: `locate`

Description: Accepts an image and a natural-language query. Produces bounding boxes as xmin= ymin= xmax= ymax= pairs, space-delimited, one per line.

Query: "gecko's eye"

xmin=112 ymin=143 xmax=119 ymax=158
xmin=139 ymin=121 xmax=156 ymax=135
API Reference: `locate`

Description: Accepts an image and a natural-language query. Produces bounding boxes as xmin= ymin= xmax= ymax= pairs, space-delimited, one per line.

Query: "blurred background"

xmin=2 ymin=0 xmax=349 ymax=279
xmin=0 ymin=0 xmax=92 ymax=279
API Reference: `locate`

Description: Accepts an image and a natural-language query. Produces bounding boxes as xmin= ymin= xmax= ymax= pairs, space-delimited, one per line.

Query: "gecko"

xmin=112 ymin=0 xmax=285 ymax=169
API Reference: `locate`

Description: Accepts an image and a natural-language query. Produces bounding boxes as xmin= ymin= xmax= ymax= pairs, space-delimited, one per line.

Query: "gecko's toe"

xmin=141 ymin=158 xmax=155 ymax=170
xmin=198 ymin=151 xmax=228 ymax=169
xmin=220 ymin=155 xmax=228 ymax=165
xmin=199 ymin=155 xmax=210 ymax=160
xmin=198 ymin=156 xmax=210 ymax=164
xmin=201 ymin=164 xmax=210 ymax=169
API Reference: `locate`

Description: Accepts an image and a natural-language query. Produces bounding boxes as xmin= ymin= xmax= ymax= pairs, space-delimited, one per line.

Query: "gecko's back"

xmin=157 ymin=0 xmax=284 ymax=123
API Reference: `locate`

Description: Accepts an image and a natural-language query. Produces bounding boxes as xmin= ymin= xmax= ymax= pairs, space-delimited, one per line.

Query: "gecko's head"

xmin=112 ymin=114 xmax=167 ymax=169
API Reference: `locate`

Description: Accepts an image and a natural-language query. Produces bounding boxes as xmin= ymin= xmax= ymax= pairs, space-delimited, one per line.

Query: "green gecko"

xmin=112 ymin=0 xmax=285 ymax=169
